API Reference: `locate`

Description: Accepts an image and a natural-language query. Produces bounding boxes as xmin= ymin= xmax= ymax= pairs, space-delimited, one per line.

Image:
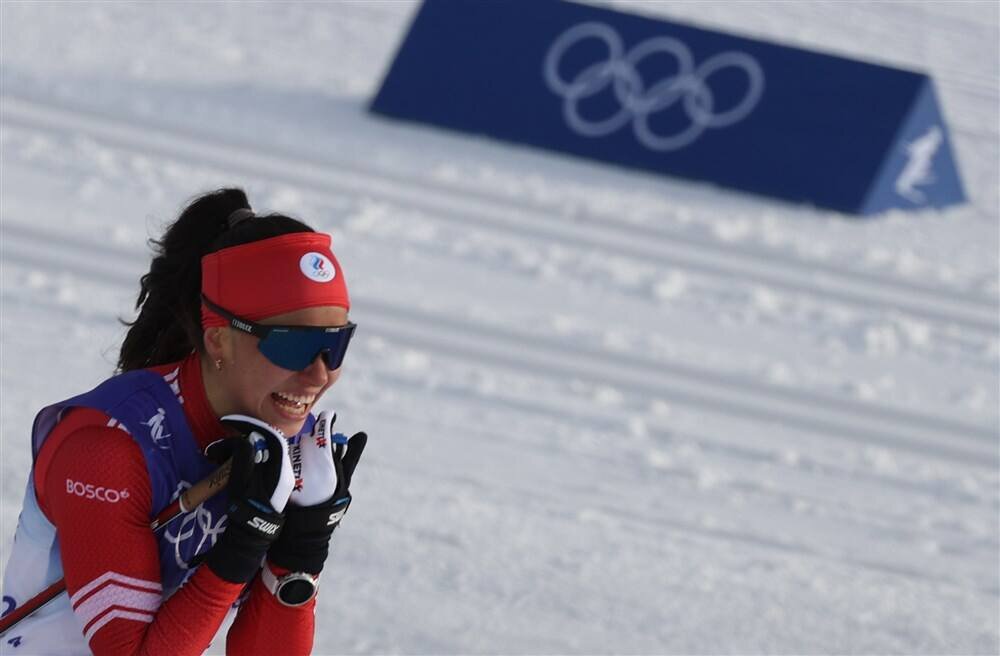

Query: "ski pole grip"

xmin=180 ymin=458 xmax=232 ymax=512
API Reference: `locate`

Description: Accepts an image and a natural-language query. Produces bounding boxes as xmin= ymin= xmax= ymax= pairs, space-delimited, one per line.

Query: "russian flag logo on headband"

xmin=299 ymin=252 xmax=335 ymax=283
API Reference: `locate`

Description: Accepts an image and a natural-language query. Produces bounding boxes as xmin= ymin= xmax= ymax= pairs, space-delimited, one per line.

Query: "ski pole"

xmin=0 ymin=459 xmax=232 ymax=636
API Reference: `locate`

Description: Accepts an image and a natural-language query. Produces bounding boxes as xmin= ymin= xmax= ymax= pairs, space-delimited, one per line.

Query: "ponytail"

xmin=117 ymin=188 xmax=314 ymax=372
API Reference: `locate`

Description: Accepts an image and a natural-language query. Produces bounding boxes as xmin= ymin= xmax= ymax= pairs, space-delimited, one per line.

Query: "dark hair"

xmin=117 ymin=188 xmax=314 ymax=372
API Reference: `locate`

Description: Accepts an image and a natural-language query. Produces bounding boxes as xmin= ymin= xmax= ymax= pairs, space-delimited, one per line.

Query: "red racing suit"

xmin=2 ymin=352 xmax=316 ymax=655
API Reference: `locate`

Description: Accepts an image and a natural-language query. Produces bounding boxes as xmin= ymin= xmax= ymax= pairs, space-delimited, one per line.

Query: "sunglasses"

xmin=202 ymin=295 xmax=356 ymax=372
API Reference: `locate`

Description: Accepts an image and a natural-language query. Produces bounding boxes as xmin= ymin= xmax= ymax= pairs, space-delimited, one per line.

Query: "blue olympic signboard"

xmin=370 ymin=0 xmax=965 ymax=215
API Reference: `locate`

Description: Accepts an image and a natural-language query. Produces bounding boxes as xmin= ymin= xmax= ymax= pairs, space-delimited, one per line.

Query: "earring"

xmin=214 ymin=359 xmax=223 ymax=372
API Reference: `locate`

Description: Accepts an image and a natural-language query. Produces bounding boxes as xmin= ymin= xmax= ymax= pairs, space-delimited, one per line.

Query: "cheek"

xmin=232 ymin=342 xmax=290 ymax=399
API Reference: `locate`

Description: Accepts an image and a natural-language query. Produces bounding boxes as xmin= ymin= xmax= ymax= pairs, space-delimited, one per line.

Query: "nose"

xmin=298 ymin=352 xmax=329 ymax=385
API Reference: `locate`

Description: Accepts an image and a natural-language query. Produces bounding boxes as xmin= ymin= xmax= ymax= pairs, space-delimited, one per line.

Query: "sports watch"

xmin=261 ymin=562 xmax=320 ymax=607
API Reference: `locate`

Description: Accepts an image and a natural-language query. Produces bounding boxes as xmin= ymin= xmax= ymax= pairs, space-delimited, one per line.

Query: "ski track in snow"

xmin=1 ymin=1 xmax=998 ymax=654
xmin=2 ymin=219 xmax=997 ymax=472
xmin=2 ymin=95 xmax=998 ymax=336
xmin=0 ymin=97 xmax=997 ymax=424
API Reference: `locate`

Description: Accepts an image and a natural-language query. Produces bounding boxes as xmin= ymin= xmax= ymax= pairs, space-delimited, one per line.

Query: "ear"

xmin=203 ymin=326 xmax=228 ymax=362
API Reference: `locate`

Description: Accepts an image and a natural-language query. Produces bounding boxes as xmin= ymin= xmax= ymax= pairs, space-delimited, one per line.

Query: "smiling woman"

xmin=1 ymin=188 xmax=367 ymax=655
xmin=193 ymin=222 xmax=352 ymax=438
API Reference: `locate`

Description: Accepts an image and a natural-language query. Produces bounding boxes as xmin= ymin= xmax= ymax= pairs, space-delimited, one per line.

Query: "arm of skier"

xmin=38 ymin=410 xmax=246 ymax=655
xmin=225 ymin=563 xmax=317 ymax=655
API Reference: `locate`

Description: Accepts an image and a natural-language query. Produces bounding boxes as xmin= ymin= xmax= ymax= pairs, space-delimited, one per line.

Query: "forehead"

xmin=260 ymin=305 xmax=349 ymax=327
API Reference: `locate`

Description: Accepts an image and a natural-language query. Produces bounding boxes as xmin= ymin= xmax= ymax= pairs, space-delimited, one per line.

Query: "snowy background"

xmin=1 ymin=1 xmax=998 ymax=654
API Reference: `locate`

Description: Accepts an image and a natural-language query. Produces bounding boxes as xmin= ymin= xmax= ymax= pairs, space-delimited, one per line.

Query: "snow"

xmin=1 ymin=1 xmax=998 ymax=654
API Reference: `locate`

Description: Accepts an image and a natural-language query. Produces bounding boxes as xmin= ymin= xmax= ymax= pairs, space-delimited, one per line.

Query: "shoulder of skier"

xmin=35 ymin=407 xmax=153 ymax=525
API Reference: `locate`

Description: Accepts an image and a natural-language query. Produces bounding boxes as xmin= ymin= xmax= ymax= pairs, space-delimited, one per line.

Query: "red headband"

xmin=201 ymin=232 xmax=349 ymax=328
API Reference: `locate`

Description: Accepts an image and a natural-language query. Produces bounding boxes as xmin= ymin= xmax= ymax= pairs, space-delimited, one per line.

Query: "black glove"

xmin=206 ymin=415 xmax=295 ymax=583
xmin=268 ymin=411 xmax=367 ymax=575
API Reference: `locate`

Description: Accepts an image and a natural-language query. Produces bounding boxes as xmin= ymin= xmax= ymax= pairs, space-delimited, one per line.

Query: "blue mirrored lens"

xmin=257 ymin=324 xmax=355 ymax=371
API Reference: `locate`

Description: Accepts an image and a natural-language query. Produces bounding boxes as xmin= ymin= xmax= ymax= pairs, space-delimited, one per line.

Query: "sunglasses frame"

xmin=201 ymin=295 xmax=356 ymax=371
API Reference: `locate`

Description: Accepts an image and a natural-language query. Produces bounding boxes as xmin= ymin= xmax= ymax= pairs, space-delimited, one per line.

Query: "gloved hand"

xmin=206 ymin=415 xmax=295 ymax=583
xmin=268 ymin=411 xmax=366 ymax=575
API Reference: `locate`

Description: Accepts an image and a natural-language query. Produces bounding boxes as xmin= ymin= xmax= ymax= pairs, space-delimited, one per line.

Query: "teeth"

xmin=274 ymin=392 xmax=315 ymax=407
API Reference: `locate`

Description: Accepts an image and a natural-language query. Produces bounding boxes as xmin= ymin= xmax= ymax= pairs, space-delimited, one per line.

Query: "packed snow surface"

xmin=1 ymin=1 xmax=998 ymax=654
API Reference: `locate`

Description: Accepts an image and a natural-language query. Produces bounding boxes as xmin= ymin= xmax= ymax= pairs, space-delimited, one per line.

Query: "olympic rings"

xmin=543 ymin=22 xmax=766 ymax=152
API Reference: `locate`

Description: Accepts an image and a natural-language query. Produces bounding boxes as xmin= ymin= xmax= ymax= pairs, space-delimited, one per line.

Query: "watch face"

xmin=278 ymin=578 xmax=317 ymax=606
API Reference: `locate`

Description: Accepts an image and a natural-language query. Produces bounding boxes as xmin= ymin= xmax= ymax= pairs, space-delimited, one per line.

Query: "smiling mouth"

xmin=271 ymin=391 xmax=315 ymax=417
